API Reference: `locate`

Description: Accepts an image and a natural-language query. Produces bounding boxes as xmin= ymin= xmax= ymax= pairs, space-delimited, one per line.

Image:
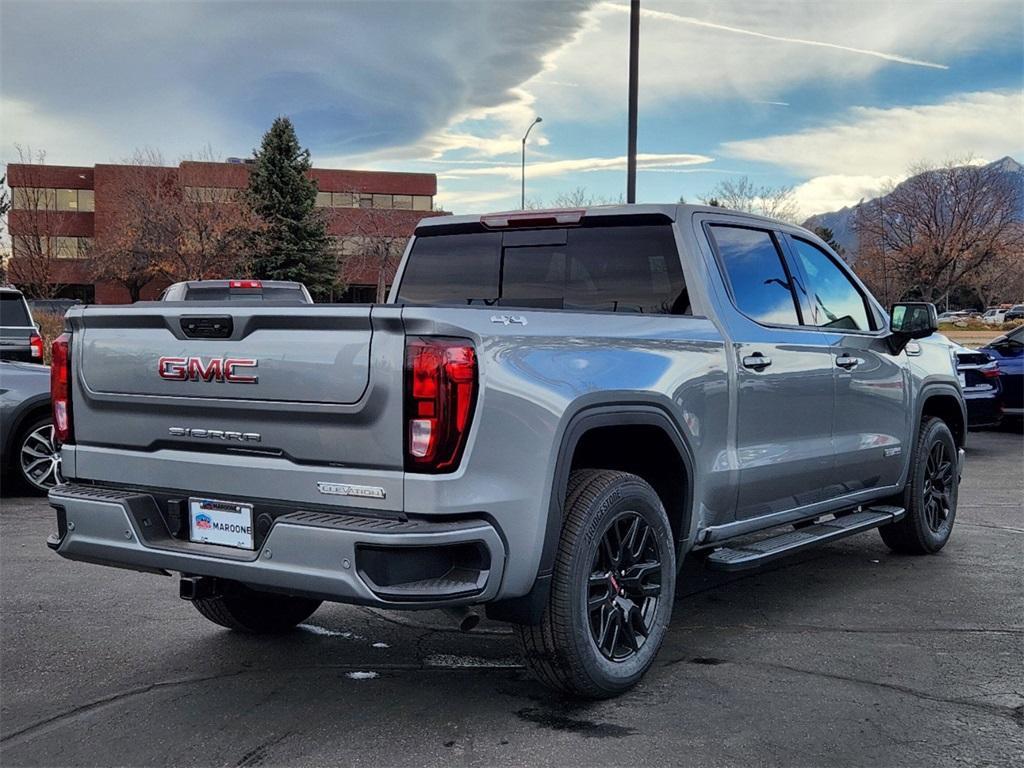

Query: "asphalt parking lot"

xmin=1 ymin=429 xmax=1021 ymax=768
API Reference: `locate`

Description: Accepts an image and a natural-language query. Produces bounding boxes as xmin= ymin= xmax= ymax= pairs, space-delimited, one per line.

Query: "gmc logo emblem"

xmin=158 ymin=356 xmax=258 ymax=383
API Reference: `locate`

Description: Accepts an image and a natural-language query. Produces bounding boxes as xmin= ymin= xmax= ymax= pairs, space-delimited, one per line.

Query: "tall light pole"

xmin=521 ymin=116 xmax=542 ymax=209
xmin=626 ymin=0 xmax=640 ymax=203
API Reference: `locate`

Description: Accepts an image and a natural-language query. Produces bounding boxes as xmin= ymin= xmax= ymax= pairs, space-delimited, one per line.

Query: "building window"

xmin=13 ymin=235 xmax=91 ymax=260
xmin=313 ymin=191 xmax=431 ymax=210
xmin=12 ymin=187 xmax=95 ymax=211
xmin=56 ymin=189 xmax=79 ymax=211
xmin=12 ymin=187 xmax=56 ymax=210
xmin=54 ymin=236 xmax=91 ymax=259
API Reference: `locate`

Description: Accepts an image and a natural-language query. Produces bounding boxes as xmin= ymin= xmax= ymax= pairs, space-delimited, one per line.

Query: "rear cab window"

xmin=183 ymin=286 xmax=309 ymax=302
xmin=396 ymin=223 xmax=689 ymax=314
xmin=0 ymin=293 xmax=33 ymax=327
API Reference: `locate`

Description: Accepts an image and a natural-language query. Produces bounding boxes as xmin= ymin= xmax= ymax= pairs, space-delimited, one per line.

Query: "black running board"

xmin=705 ymin=506 xmax=905 ymax=572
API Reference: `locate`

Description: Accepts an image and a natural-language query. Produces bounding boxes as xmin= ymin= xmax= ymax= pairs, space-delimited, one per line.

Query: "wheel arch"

xmin=4 ymin=395 xmax=51 ymax=469
xmin=487 ymin=402 xmax=696 ymax=626
xmin=917 ymin=383 xmax=967 ymax=450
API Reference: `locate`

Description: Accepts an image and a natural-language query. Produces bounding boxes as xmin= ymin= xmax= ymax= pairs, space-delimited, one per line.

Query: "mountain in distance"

xmin=802 ymin=156 xmax=1024 ymax=260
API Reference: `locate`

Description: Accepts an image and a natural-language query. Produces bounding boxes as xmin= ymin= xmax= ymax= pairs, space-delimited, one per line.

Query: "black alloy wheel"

xmin=879 ymin=416 xmax=958 ymax=555
xmin=922 ymin=440 xmax=955 ymax=532
xmin=587 ymin=511 xmax=663 ymax=662
xmin=515 ymin=469 xmax=676 ymax=697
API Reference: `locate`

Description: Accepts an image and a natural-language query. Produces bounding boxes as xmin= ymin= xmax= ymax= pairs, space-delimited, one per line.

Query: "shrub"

xmin=32 ymin=311 xmax=66 ymax=366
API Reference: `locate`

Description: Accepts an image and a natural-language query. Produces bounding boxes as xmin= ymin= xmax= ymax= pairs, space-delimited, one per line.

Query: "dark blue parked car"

xmin=947 ymin=338 xmax=1004 ymax=428
xmin=981 ymin=325 xmax=1024 ymax=421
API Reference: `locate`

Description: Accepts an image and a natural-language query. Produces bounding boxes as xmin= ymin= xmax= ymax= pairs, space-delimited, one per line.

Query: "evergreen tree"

xmin=812 ymin=226 xmax=846 ymax=258
xmin=246 ymin=117 xmax=336 ymax=298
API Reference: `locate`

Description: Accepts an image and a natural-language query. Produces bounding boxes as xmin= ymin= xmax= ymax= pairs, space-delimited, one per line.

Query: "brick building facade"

xmin=6 ymin=160 xmax=441 ymax=303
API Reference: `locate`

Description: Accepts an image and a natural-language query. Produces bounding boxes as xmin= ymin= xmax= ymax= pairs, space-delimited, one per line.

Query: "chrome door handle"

xmin=742 ymin=353 xmax=772 ymax=371
xmin=836 ymin=354 xmax=863 ymax=369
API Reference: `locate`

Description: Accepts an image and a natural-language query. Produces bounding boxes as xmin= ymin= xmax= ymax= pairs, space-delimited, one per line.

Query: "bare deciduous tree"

xmin=335 ymin=203 xmax=406 ymax=303
xmin=89 ymin=150 xmax=173 ymax=301
xmin=699 ymin=176 xmax=800 ymax=223
xmin=0 ymin=172 xmax=10 ymax=283
xmin=6 ymin=147 xmax=74 ymax=298
xmin=525 ymin=187 xmax=624 ymax=210
xmin=90 ymin=149 xmax=257 ymax=300
xmin=853 ymin=158 xmax=1024 ymax=307
xmin=963 ymin=244 xmax=1024 ymax=310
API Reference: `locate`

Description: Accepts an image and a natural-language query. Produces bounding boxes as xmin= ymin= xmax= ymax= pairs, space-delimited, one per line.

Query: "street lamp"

xmin=521 ymin=116 xmax=542 ymax=209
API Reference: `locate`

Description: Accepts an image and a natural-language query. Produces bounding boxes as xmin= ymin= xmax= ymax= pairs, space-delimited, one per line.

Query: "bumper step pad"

xmin=706 ymin=506 xmax=905 ymax=572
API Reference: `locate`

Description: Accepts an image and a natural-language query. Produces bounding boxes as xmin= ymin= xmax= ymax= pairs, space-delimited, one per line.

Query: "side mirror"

xmin=888 ymin=302 xmax=938 ymax=353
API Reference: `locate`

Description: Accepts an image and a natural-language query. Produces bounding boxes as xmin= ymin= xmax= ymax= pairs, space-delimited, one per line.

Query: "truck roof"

xmin=414 ymin=203 xmax=792 ymax=235
xmin=167 ymin=279 xmax=306 ymax=289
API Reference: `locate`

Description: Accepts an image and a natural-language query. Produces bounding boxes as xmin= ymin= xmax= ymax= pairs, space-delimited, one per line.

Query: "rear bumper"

xmin=47 ymin=483 xmax=506 ymax=608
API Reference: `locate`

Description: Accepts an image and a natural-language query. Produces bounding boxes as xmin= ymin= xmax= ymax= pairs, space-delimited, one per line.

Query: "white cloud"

xmin=791 ymin=174 xmax=895 ymax=219
xmin=434 ymin=187 xmax=515 ymax=212
xmin=437 ymin=152 xmax=713 ymax=181
xmin=723 ymin=90 xmax=1024 ymax=177
xmin=522 ymin=0 xmax=1020 ymax=121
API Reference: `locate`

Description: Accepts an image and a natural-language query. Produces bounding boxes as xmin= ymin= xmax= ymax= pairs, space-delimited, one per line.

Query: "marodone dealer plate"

xmin=189 ymin=498 xmax=254 ymax=549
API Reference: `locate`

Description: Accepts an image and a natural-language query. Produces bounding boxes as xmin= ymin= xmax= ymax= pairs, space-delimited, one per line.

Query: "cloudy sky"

xmin=2 ymin=0 xmax=1022 ymax=217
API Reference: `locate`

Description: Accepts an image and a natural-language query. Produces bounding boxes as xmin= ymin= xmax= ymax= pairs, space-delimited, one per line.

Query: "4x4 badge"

xmin=490 ymin=314 xmax=527 ymax=326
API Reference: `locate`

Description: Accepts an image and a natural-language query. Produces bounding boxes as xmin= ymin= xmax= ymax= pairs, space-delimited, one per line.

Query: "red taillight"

xmin=29 ymin=332 xmax=44 ymax=360
xmin=405 ymin=337 xmax=477 ymax=473
xmin=981 ymin=364 xmax=1001 ymax=378
xmin=229 ymin=279 xmax=262 ymax=289
xmin=50 ymin=333 xmax=73 ymax=445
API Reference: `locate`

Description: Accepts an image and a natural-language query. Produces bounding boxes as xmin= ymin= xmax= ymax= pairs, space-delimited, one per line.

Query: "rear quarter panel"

xmin=401 ymin=306 xmax=729 ymax=596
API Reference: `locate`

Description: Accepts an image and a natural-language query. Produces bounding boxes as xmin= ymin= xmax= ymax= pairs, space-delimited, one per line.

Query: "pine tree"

xmin=812 ymin=226 xmax=846 ymax=258
xmin=246 ymin=117 xmax=336 ymax=298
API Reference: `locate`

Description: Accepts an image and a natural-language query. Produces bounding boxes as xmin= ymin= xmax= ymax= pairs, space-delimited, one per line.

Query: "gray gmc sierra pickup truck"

xmin=47 ymin=204 xmax=965 ymax=697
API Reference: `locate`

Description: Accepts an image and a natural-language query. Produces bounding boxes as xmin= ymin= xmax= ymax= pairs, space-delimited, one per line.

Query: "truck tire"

xmin=515 ymin=469 xmax=676 ymax=698
xmin=191 ymin=582 xmax=321 ymax=633
xmin=879 ymin=416 xmax=958 ymax=555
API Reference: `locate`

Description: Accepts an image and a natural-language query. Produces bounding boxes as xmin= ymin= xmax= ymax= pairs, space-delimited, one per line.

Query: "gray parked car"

xmin=46 ymin=204 xmax=964 ymax=697
xmin=1 ymin=287 xmax=45 ymax=363
xmin=159 ymin=279 xmax=312 ymax=303
xmin=1 ymin=360 xmax=60 ymax=493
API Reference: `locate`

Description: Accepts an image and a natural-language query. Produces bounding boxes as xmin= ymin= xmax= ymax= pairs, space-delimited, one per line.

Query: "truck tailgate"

xmin=64 ymin=304 xmax=406 ymax=509
xmin=80 ymin=307 xmax=372 ymax=404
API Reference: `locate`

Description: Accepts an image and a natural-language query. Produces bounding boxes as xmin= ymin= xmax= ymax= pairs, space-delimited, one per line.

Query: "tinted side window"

xmin=789 ymin=238 xmax=872 ymax=331
xmin=0 ymin=293 xmax=32 ymax=326
xmin=396 ymin=232 xmax=501 ymax=305
xmin=709 ymin=226 xmax=799 ymax=326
